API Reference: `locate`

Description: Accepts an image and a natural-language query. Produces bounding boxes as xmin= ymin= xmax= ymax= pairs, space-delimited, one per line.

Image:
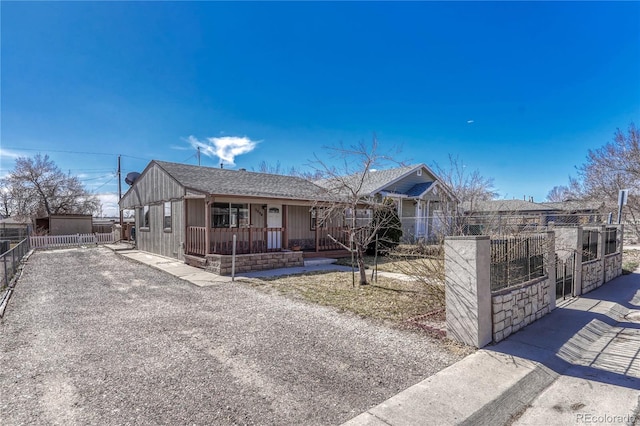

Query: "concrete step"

xmin=304 ymin=258 xmax=338 ymax=267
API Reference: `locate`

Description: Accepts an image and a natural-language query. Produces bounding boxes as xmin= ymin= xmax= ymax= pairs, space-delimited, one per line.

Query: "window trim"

xmin=163 ymin=201 xmax=172 ymax=232
xmin=141 ymin=205 xmax=150 ymax=231
xmin=212 ymin=202 xmax=250 ymax=228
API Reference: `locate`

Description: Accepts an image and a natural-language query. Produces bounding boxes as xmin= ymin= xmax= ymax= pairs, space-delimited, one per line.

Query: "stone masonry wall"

xmin=581 ymin=259 xmax=604 ymax=294
xmin=205 ymin=251 xmax=304 ymax=275
xmin=492 ymin=277 xmax=552 ymax=343
xmin=604 ymin=253 xmax=622 ymax=283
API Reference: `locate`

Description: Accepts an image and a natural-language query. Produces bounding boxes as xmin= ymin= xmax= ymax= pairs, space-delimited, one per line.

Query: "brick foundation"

xmin=203 ymin=251 xmax=304 ymax=275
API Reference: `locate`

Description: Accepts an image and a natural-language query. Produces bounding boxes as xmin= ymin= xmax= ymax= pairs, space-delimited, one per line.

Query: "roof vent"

xmin=239 ymin=168 xmax=247 ymax=172
xmin=417 ymin=169 xmax=422 ymax=176
xmin=125 ymin=172 xmax=141 ymax=186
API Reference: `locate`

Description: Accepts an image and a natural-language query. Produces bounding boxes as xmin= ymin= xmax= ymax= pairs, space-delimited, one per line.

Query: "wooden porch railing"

xmin=210 ymin=227 xmax=284 ymax=255
xmin=186 ymin=226 xmax=206 ymax=256
xmin=317 ymin=226 xmax=350 ymax=251
xmin=186 ymin=226 xmax=351 ymax=256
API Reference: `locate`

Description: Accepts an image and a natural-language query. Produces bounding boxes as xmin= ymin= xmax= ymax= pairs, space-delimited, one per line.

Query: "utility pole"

xmin=118 ymin=155 xmax=123 ymax=240
xmin=197 ymin=146 xmax=201 ymax=166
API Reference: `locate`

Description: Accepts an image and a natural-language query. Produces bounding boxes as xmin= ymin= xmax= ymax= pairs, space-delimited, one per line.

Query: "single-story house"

xmin=119 ymin=160 xmax=352 ymax=274
xmin=461 ymin=199 xmax=608 ymax=234
xmin=316 ymin=164 xmax=458 ymax=242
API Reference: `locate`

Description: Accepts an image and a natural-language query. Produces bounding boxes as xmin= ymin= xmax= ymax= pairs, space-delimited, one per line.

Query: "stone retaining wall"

xmin=204 ymin=251 xmax=304 ymax=275
xmin=581 ymin=259 xmax=604 ymax=294
xmin=491 ymin=276 xmax=552 ymax=343
xmin=604 ymin=253 xmax=622 ymax=282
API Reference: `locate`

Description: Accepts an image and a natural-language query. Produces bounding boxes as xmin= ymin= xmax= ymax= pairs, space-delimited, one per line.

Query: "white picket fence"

xmin=30 ymin=233 xmax=116 ymax=249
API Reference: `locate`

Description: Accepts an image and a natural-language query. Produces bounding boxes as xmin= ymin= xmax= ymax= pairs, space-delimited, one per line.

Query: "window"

xmin=163 ymin=201 xmax=172 ymax=230
xmin=142 ymin=205 xmax=150 ymax=228
xmin=345 ymin=208 xmax=372 ymax=228
xmin=212 ymin=202 xmax=249 ymax=228
xmin=310 ymin=207 xmax=326 ymax=230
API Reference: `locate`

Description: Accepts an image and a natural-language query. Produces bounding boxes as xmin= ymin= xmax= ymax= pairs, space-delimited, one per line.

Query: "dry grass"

xmin=336 ymin=254 xmax=443 ymax=276
xmin=623 ymin=249 xmax=640 ymax=274
xmin=243 ymin=270 xmax=445 ymax=325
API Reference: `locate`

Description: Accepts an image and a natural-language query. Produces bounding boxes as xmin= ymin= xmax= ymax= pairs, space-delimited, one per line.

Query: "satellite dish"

xmin=125 ymin=172 xmax=141 ymax=186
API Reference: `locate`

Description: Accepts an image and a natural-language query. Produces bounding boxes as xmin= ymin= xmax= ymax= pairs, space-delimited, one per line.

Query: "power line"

xmin=93 ymin=176 xmax=115 ymax=192
xmin=2 ymin=147 xmax=149 ymax=161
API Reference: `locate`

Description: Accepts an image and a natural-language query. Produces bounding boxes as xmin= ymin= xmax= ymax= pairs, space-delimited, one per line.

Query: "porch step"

xmin=304 ymin=258 xmax=338 ymax=267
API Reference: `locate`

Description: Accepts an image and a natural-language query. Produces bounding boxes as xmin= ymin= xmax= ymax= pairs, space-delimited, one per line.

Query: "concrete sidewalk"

xmin=107 ymin=246 xmax=353 ymax=286
xmin=343 ymin=271 xmax=640 ymax=426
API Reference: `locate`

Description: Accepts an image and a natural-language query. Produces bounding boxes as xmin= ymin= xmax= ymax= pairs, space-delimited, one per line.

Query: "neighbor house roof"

xmin=154 ymin=161 xmax=330 ymax=201
xmin=315 ymin=163 xmax=456 ymax=201
xmin=463 ymin=199 xmax=554 ymax=214
xmin=540 ymin=200 xmax=606 ymax=212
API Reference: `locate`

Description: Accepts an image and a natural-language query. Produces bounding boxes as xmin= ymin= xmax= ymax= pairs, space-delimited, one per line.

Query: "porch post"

xmin=315 ymin=222 xmax=320 ymax=252
xmin=205 ymin=197 xmax=212 ymax=255
xmin=426 ymin=199 xmax=431 ymax=238
xmin=282 ymin=205 xmax=289 ymax=250
xmin=184 ymin=198 xmax=189 ymax=255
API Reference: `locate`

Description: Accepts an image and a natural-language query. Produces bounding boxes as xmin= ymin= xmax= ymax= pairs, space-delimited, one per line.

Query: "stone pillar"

xmin=445 ymin=236 xmax=492 ymax=348
xmin=546 ymin=231 xmax=556 ymax=311
xmin=599 ymin=225 xmax=607 ymax=286
xmin=574 ymin=226 xmax=583 ymax=296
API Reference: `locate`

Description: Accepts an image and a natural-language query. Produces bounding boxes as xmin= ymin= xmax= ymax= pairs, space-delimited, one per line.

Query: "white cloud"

xmin=467 ymin=120 xmax=474 ymax=124
xmin=0 ymin=148 xmax=23 ymax=160
xmin=186 ymin=135 xmax=259 ymax=166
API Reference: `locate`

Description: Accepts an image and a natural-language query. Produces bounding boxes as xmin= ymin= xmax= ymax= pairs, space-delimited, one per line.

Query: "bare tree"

xmin=2 ymin=154 xmax=100 ymax=219
xmin=312 ymin=138 xmax=403 ymax=285
xmin=546 ymin=185 xmax=570 ymax=202
xmin=432 ymin=155 xmax=498 ymax=211
xmin=578 ymin=123 xmax=640 ymax=238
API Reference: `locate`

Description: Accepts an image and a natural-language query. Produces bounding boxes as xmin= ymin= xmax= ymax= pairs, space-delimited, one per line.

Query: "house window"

xmin=212 ymin=202 xmax=249 ymax=228
xmin=142 ymin=205 xmax=150 ymax=228
xmin=310 ymin=207 xmax=324 ymax=230
xmin=163 ymin=201 xmax=172 ymax=230
xmin=345 ymin=208 xmax=372 ymax=228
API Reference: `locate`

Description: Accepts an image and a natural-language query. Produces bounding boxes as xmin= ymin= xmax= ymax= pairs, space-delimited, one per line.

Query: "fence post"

xmin=444 ymin=235 xmax=492 ymax=348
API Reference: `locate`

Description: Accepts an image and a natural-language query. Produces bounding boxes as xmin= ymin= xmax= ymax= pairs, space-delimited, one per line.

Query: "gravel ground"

xmin=0 ymin=247 xmax=465 ymax=425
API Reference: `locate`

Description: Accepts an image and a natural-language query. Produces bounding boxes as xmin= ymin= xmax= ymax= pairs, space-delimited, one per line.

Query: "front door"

xmin=267 ymin=204 xmax=282 ymax=250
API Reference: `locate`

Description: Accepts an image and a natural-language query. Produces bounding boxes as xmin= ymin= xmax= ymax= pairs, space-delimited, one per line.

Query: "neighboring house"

xmin=35 ymin=214 xmax=93 ymax=236
xmin=119 ymin=160 xmax=350 ymax=274
xmin=462 ymin=199 xmax=608 ymax=234
xmin=316 ymin=164 xmax=458 ymax=242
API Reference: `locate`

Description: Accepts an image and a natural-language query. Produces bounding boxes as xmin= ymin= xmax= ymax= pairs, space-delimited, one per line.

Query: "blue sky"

xmin=2 ymin=1 xmax=639 ymax=216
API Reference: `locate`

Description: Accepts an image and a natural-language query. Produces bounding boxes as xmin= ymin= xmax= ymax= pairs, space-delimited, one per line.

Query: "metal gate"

xmin=556 ymin=253 xmax=575 ymax=300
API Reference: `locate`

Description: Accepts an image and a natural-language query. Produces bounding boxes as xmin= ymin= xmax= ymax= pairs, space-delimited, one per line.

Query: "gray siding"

xmin=121 ymin=163 xmax=185 ymax=209
xmin=137 ymin=200 xmax=185 ymax=260
xmin=187 ymin=199 xmax=206 ymax=227
xmin=288 ymin=205 xmax=314 ymax=240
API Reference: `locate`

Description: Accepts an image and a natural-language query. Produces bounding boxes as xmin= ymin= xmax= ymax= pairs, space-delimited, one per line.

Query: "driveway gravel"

xmin=0 ymin=247 xmax=464 ymax=425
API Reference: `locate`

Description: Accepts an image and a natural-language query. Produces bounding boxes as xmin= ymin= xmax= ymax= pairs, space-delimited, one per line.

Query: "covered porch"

xmin=183 ymin=196 xmax=350 ymax=257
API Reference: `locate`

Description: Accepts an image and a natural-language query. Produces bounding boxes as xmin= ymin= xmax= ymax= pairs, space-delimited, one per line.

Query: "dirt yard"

xmin=0 ymin=247 xmax=466 ymax=425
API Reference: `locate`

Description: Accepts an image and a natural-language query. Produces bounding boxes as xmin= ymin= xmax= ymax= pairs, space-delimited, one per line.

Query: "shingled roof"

xmin=315 ymin=164 xmax=431 ymax=196
xmin=462 ymin=199 xmax=555 ymax=213
xmin=154 ymin=161 xmax=328 ymax=200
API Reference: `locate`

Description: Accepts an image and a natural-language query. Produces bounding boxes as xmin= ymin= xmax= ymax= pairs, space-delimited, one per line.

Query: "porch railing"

xmin=186 ymin=226 xmax=206 ymax=256
xmin=211 ymin=227 xmax=283 ymax=255
xmin=317 ymin=226 xmax=350 ymax=251
xmin=186 ymin=225 xmax=351 ymax=256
